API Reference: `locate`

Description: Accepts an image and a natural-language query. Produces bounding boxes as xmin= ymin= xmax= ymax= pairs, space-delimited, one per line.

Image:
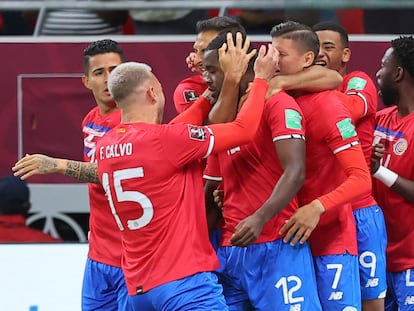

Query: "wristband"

xmin=373 ymin=166 xmax=398 ymax=187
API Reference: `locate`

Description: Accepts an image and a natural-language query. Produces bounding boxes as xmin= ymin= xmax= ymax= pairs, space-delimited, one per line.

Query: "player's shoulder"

xmin=343 ymin=71 xmax=376 ymax=89
xmin=376 ymin=106 xmax=398 ymax=117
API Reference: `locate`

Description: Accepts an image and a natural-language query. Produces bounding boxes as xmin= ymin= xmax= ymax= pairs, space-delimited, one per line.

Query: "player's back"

xmin=97 ymin=121 xmax=219 ymax=294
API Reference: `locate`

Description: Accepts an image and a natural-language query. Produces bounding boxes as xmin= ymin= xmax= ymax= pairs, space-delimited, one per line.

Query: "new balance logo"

xmin=365 ymin=278 xmax=379 ymax=287
xmin=405 ymin=296 xmax=414 ymax=305
xmin=289 ymin=304 xmax=301 ymax=311
xmin=328 ymin=291 xmax=343 ymax=300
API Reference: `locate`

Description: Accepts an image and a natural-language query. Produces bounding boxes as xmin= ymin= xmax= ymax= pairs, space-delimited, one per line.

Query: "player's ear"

xmin=147 ymin=87 xmax=157 ymax=104
xmin=304 ymin=51 xmax=315 ymax=67
xmin=82 ymin=75 xmax=91 ymax=90
xmin=342 ymin=47 xmax=351 ymax=63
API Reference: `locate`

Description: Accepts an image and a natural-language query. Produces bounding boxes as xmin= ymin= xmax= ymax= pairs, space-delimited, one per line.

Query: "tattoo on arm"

xmin=65 ymin=161 xmax=100 ymax=184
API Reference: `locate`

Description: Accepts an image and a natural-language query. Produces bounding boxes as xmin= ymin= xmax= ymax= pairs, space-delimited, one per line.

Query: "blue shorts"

xmin=353 ymin=205 xmax=387 ymax=300
xmin=385 ymin=269 xmax=414 ymax=311
xmin=314 ymin=253 xmax=361 ymax=310
xmin=128 ymin=272 xmax=227 ymax=311
xmin=82 ymin=258 xmax=131 ymax=311
xmin=216 ymin=239 xmax=322 ymax=311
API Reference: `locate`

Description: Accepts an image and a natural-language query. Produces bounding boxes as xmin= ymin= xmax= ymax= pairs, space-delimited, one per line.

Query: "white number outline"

xmin=102 ymin=167 xmax=154 ymax=231
xmin=275 ymin=275 xmax=305 ymax=304
xmin=327 ymin=263 xmax=343 ymax=290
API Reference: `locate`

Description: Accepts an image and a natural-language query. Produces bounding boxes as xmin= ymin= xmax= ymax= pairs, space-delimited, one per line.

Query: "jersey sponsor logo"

xmin=188 ymin=125 xmax=207 ymax=141
xmin=346 ymin=77 xmax=367 ymax=91
xmin=365 ymin=278 xmax=379 ymax=287
xmin=285 ymin=109 xmax=302 ymax=130
xmin=183 ymin=90 xmax=200 ymax=103
xmin=393 ymin=138 xmax=408 ymax=156
xmin=328 ymin=291 xmax=343 ymax=300
xmin=404 ymin=296 xmax=414 ymax=305
xmin=336 ymin=118 xmax=357 ymax=140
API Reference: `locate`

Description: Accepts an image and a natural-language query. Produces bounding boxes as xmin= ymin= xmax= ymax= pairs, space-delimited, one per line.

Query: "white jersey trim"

xmin=203 ymin=127 xmax=215 ymax=158
xmin=333 ymin=140 xmax=360 ymax=154
xmin=273 ymin=134 xmax=305 ymax=142
xmin=346 ymin=91 xmax=368 ymax=117
xmin=203 ymin=174 xmax=223 ymax=181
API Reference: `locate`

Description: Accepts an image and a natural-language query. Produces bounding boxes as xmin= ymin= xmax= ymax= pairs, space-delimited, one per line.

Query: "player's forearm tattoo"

xmin=65 ymin=161 xmax=100 ymax=184
xmin=40 ymin=158 xmax=58 ymax=174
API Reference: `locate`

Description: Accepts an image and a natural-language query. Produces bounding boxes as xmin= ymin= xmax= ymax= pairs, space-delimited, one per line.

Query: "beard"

xmin=379 ymin=85 xmax=398 ymax=107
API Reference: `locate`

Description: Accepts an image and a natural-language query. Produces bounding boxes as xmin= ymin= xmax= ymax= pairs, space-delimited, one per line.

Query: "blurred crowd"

xmin=1 ymin=8 xmax=414 ymax=36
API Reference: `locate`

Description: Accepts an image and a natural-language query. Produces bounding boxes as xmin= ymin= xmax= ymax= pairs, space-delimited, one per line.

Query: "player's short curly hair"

xmin=83 ymin=39 xmax=126 ymax=75
xmin=391 ymin=36 xmax=414 ymax=79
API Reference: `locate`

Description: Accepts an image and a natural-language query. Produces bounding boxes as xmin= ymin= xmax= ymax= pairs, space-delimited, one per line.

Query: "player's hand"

xmin=219 ymin=32 xmax=256 ymax=82
xmin=12 ymin=154 xmax=59 ymax=179
xmin=279 ymin=199 xmax=325 ymax=246
xmin=213 ymin=189 xmax=224 ymax=210
xmin=230 ymin=213 xmax=265 ymax=247
xmin=185 ymin=52 xmax=201 ymax=73
xmin=371 ymin=142 xmax=384 ymax=174
xmin=254 ymin=43 xmax=279 ymax=82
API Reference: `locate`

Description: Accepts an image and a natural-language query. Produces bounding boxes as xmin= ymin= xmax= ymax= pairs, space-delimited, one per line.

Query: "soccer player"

xmin=271 ymin=21 xmax=387 ymax=310
xmin=96 ymin=35 xmax=279 ymax=309
xmin=13 ymin=39 xmax=132 ymax=311
xmin=173 ymin=16 xmax=246 ymax=113
xmin=271 ymin=21 xmax=372 ymax=310
xmin=371 ymin=35 xmax=414 ymax=311
xmin=203 ymin=31 xmax=323 ymax=310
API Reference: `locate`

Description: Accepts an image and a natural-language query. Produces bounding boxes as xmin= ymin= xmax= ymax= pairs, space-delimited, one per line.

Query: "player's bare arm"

xmin=268 ymin=65 xmax=342 ymax=98
xmin=13 ymin=154 xmax=99 ymax=183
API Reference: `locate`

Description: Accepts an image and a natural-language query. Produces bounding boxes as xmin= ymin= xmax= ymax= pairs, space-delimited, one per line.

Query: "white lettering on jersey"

xmin=328 ymin=291 xmax=343 ymax=301
xmin=404 ymin=296 xmax=414 ymax=305
xmin=99 ymin=143 xmax=133 ymax=160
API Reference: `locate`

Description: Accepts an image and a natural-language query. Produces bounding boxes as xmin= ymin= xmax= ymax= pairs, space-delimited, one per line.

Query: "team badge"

xmin=183 ymin=90 xmax=199 ymax=103
xmin=188 ymin=125 xmax=207 ymax=141
xmin=393 ymin=138 xmax=408 ymax=156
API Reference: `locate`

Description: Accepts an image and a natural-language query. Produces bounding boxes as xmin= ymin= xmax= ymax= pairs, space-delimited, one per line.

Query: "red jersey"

xmin=96 ymin=122 xmax=219 ymax=294
xmin=339 ymin=71 xmax=378 ymax=209
xmin=296 ymin=91 xmax=358 ymax=257
xmin=0 ymin=215 xmax=61 ymax=242
xmin=205 ymin=92 xmax=305 ymax=246
xmin=373 ymin=106 xmax=414 ymax=272
xmin=82 ymin=106 xmax=122 ymax=267
xmin=173 ymin=75 xmax=208 ymax=113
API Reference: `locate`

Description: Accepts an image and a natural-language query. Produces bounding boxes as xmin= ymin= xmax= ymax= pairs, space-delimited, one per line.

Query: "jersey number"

xmin=275 ymin=276 xmax=304 ymax=304
xmin=102 ymin=167 xmax=154 ymax=231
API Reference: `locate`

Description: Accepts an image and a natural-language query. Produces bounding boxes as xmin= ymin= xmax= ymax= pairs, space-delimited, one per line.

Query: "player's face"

xmin=315 ymin=30 xmax=350 ymax=74
xmin=376 ymin=47 xmax=398 ymax=107
xmin=82 ymin=52 xmax=123 ymax=111
xmin=193 ymin=30 xmax=219 ymax=73
xmin=203 ymin=49 xmax=223 ymax=100
xmin=272 ymin=37 xmax=310 ymax=75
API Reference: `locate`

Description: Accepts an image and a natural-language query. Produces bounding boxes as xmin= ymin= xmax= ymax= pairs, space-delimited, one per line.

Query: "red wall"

xmin=0 ymin=38 xmax=390 ymax=178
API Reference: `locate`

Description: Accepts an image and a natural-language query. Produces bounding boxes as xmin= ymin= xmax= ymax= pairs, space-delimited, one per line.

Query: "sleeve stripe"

xmin=203 ymin=127 xmax=215 ymax=159
xmin=347 ymin=91 xmax=368 ymax=117
xmin=333 ymin=141 xmax=360 ymax=154
xmin=273 ymin=134 xmax=305 ymax=142
xmin=203 ymin=174 xmax=223 ymax=181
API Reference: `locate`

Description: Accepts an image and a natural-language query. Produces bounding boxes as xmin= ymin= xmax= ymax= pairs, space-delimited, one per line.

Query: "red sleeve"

xmin=209 ymin=78 xmax=268 ymax=153
xmin=335 ymin=91 xmax=366 ymax=123
xmin=169 ymin=96 xmax=211 ymax=125
xmin=318 ymin=144 xmax=371 ymax=210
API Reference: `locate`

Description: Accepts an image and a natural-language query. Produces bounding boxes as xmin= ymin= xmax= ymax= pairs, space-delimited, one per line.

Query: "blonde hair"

xmin=108 ymin=62 xmax=153 ymax=103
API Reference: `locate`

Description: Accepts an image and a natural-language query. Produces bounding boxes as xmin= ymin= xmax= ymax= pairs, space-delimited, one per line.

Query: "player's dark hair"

xmin=270 ymin=20 xmax=319 ymax=65
xmin=391 ymin=35 xmax=414 ymax=79
xmin=83 ymin=39 xmax=126 ymax=75
xmin=313 ymin=21 xmax=349 ymax=48
xmin=196 ymin=16 xmax=246 ymax=36
xmin=205 ymin=30 xmax=256 ymax=68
